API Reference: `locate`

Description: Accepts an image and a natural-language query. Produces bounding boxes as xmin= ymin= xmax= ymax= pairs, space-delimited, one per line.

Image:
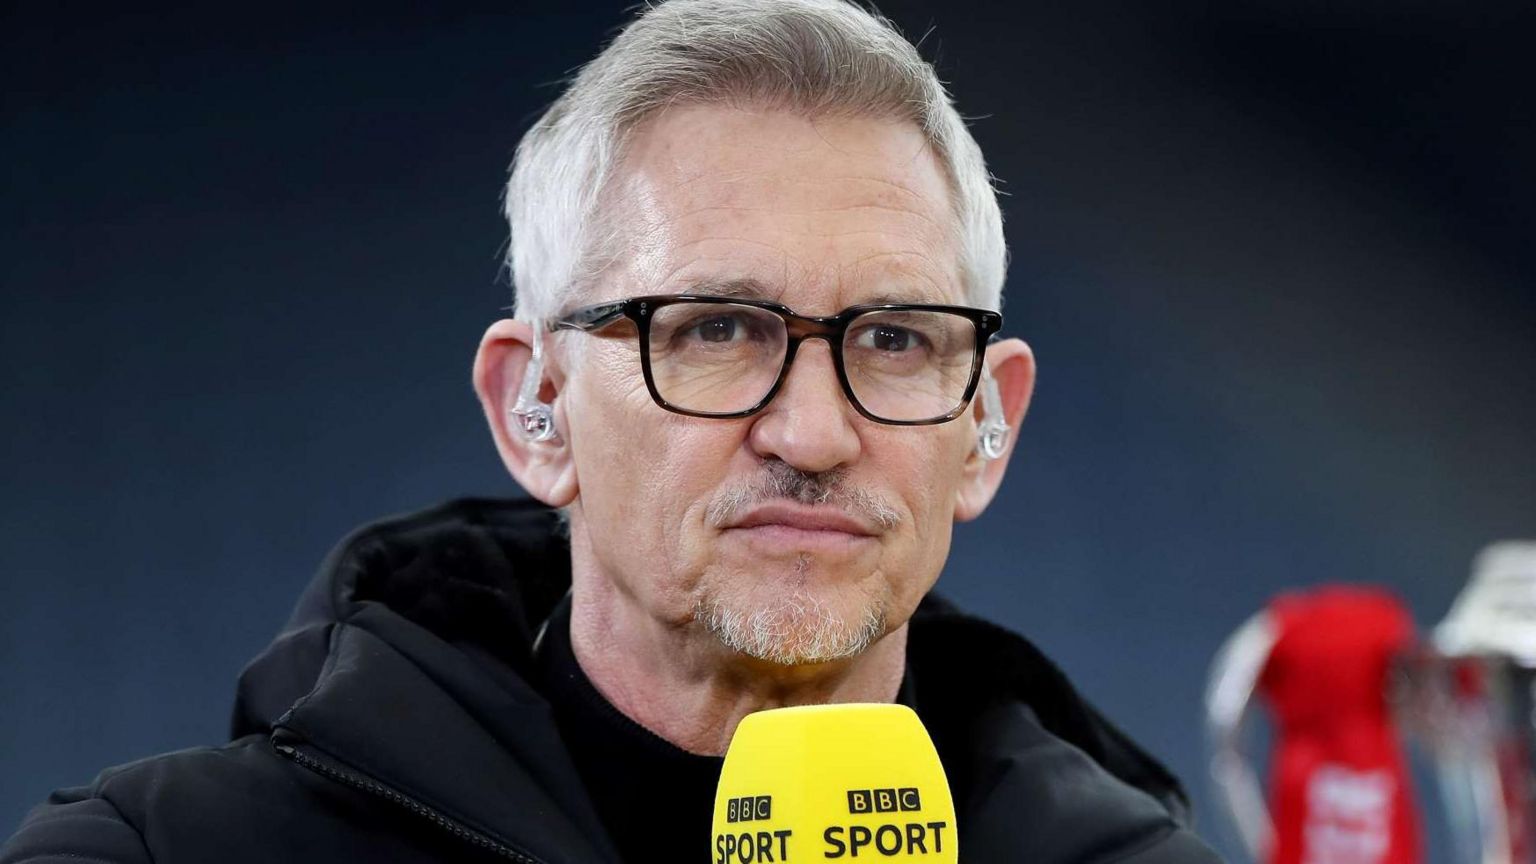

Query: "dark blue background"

xmin=4 ymin=2 xmax=1533 ymax=860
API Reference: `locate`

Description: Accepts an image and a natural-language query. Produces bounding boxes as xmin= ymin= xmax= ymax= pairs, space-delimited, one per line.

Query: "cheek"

xmin=567 ymin=355 xmax=656 ymax=502
xmin=878 ymin=426 xmax=975 ymax=601
xmin=566 ymin=361 xmax=751 ymax=585
xmin=875 ymin=425 xmax=973 ymax=538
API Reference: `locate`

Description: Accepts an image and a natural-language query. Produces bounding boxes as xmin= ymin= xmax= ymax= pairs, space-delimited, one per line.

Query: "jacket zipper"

xmin=274 ymin=742 xmax=549 ymax=864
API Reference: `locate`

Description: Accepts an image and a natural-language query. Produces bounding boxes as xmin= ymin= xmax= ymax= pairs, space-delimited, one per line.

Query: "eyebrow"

xmin=677 ymin=280 xmax=946 ymax=307
xmin=862 ymin=289 xmax=943 ymax=305
xmin=677 ymin=278 xmax=776 ymax=300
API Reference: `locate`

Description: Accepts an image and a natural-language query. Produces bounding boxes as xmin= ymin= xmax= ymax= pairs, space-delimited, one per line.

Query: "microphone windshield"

xmin=711 ymin=703 xmax=957 ymax=863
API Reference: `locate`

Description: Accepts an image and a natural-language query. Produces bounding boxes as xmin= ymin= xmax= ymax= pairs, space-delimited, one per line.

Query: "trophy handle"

xmin=1427 ymin=539 xmax=1536 ymax=864
xmin=1205 ymin=610 xmax=1279 ymax=863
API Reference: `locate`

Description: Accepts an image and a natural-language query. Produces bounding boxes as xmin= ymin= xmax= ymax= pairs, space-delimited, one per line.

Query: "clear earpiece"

xmin=510 ymin=322 xmax=560 ymax=443
xmin=975 ymin=366 xmax=1010 ymax=461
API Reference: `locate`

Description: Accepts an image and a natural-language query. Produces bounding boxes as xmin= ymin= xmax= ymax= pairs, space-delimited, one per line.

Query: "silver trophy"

xmin=1422 ymin=541 xmax=1536 ymax=864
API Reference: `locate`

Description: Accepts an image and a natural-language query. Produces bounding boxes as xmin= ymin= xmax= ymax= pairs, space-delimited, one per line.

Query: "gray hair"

xmin=504 ymin=0 xmax=1007 ymax=320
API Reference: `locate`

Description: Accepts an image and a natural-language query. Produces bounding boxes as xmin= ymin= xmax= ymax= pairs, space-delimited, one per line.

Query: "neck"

xmin=564 ymin=537 xmax=907 ymax=756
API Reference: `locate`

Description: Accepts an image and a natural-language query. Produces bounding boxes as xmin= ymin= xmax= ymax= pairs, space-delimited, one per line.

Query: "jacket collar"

xmin=241 ymin=499 xmax=615 ymax=863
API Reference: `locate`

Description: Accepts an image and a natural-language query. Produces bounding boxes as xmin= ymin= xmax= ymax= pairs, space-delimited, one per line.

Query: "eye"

xmin=691 ymin=315 xmax=740 ymax=343
xmin=854 ymin=324 xmax=925 ymax=353
xmin=670 ymin=309 xmax=774 ymax=348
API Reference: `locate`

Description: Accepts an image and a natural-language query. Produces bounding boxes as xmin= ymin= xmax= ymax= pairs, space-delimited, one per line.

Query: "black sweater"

xmin=535 ymin=594 xmax=726 ymax=863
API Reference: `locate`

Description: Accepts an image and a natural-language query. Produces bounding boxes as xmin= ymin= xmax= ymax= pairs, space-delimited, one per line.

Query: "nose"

xmin=748 ymin=339 xmax=862 ymax=474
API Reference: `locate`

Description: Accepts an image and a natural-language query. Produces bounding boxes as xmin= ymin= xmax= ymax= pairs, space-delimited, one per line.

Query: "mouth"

xmin=721 ymin=503 xmax=879 ymax=552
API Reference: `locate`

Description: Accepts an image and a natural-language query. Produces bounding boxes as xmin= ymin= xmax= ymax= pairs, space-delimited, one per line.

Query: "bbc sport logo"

xmin=846 ymin=788 xmax=922 ymax=813
xmin=726 ymin=795 xmax=773 ymax=823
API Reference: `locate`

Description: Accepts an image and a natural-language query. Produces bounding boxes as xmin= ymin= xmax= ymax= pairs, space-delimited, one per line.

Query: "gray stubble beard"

xmin=695 ymin=556 xmax=889 ymax=666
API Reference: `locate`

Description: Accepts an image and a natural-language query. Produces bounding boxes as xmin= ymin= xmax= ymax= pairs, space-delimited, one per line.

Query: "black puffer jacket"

xmin=3 ymin=498 xmax=1222 ymax=863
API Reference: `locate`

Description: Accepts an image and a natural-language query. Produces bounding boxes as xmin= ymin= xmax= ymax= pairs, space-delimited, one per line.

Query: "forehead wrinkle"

xmin=665 ymin=234 xmax=797 ymax=262
xmin=666 ymin=201 xmax=938 ymax=224
xmin=666 ymin=211 xmax=949 ymax=253
xmin=796 ymin=202 xmax=936 ymax=216
xmin=803 ymin=110 xmax=934 ymax=163
xmin=662 ymin=165 xmax=945 ymax=211
xmin=666 ymin=210 xmax=947 ymax=247
xmin=650 ymin=255 xmax=793 ymax=301
xmin=668 ymin=203 xmax=780 ymax=219
xmin=663 ymin=182 xmax=951 ymax=235
xmin=844 ymin=252 xmax=960 ymax=302
xmin=790 ymin=206 xmax=951 ymax=244
xmin=841 ymin=173 xmax=940 ymax=206
xmin=667 ymin=166 xmax=764 ymax=191
xmin=846 ymin=247 xmax=947 ymax=269
xmin=719 ymin=177 xmax=943 ymax=222
xmin=790 ymin=227 xmax=942 ymax=245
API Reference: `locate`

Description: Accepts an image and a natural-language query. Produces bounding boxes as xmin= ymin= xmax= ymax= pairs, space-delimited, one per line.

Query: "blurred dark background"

xmin=3 ymin=1 xmax=1533 ymax=859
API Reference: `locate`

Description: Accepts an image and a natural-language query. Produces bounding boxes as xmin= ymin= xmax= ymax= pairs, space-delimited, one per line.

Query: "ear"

xmin=953 ymin=338 xmax=1035 ymax=522
xmin=472 ymin=318 xmax=579 ymax=507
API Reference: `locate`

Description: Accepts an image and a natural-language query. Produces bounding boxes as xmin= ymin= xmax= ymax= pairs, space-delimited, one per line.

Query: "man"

xmin=3 ymin=1 xmax=1222 ymax=861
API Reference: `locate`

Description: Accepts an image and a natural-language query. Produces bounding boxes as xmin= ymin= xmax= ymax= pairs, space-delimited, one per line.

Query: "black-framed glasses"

xmin=549 ymin=295 xmax=1002 ymax=425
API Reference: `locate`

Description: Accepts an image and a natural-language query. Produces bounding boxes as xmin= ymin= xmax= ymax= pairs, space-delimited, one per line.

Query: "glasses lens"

xmin=843 ymin=309 xmax=979 ymax=422
xmin=647 ymin=302 xmax=788 ymax=414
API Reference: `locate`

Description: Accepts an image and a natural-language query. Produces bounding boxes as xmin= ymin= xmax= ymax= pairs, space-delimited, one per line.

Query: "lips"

xmin=725 ymin=503 xmax=878 ymax=537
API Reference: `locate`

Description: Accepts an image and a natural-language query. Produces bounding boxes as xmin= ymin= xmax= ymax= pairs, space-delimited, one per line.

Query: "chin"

xmin=693 ymin=578 xmax=889 ymax=666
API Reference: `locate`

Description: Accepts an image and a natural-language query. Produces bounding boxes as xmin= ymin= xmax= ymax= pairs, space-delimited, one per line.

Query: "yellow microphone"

xmin=710 ymin=704 xmax=957 ymax=863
